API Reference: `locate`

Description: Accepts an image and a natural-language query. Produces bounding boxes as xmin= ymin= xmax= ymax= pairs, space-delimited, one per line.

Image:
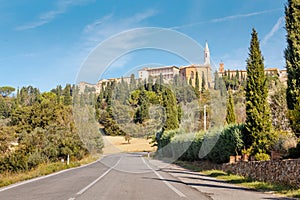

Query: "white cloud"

xmin=83 ymin=13 xmax=114 ymax=33
xmin=262 ymin=16 xmax=285 ymax=45
xmin=64 ymin=10 xmax=158 ymax=83
xmin=171 ymin=8 xmax=282 ymax=30
xmin=80 ymin=9 xmax=158 ymax=55
xmin=16 ymin=0 xmax=94 ymax=30
xmin=83 ymin=9 xmax=157 ymax=41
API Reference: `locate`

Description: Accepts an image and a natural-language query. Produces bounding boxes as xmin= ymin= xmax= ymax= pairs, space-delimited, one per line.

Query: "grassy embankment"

xmin=175 ymin=161 xmax=300 ymax=198
xmin=0 ymin=154 xmax=100 ymax=188
xmin=0 ymin=135 xmax=155 ymax=188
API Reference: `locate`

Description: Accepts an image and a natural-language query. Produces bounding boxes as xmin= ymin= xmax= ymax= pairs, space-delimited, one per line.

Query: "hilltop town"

xmin=78 ymin=41 xmax=287 ymax=93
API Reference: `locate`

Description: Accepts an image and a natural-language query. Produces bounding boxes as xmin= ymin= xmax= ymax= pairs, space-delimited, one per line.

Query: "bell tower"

xmin=204 ymin=41 xmax=210 ymax=66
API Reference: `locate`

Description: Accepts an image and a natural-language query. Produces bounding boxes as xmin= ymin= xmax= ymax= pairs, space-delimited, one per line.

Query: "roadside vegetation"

xmin=175 ymin=161 xmax=300 ymax=198
xmin=0 ymin=154 xmax=100 ymax=188
xmin=0 ymin=85 xmax=103 ymax=179
xmin=153 ymin=0 xmax=300 ymax=165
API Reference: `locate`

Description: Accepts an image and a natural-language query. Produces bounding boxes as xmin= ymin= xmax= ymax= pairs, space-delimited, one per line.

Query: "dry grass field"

xmin=102 ymin=136 xmax=157 ymax=154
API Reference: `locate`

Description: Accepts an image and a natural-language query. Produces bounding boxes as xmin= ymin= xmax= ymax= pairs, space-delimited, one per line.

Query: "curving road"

xmin=0 ymin=153 xmax=291 ymax=200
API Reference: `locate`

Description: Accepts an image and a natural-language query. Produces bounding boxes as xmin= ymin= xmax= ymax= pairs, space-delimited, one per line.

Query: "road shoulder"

xmin=148 ymin=159 xmax=296 ymax=200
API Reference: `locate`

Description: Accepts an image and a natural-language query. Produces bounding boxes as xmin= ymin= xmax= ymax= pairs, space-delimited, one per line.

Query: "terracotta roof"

xmin=180 ymin=64 xmax=210 ymax=69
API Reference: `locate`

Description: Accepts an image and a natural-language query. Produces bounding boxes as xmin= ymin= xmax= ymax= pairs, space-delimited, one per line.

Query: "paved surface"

xmin=0 ymin=153 xmax=295 ymax=200
xmin=152 ymin=160 xmax=296 ymax=200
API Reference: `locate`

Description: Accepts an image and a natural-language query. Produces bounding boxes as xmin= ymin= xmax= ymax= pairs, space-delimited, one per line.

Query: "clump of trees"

xmin=0 ymin=84 xmax=103 ymax=173
xmin=95 ymin=74 xmax=194 ymax=138
xmin=155 ymin=0 xmax=300 ymax=162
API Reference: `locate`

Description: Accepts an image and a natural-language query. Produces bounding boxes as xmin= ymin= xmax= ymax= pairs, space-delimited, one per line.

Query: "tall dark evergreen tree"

xmin=214 ymin=71 xmax=220 ymax=90
xmin=194 ymin=71 xmax=200 ymax=97
xmin=63 ymin=84 xmax=72 ymax=106
xmin=201 ymin=72 xmax=206 ymax=93
xmin=16 ymin=87 xmax=20 ymax=106
xmin=244 ymin=29 xmax=273 ymax=154
xmin=134 ymin=89 xmax=150 ymax=124
xmin=189 ymin=77 xmax=192 ymax=86
xmin=147 ymin=75 xmax=153 ymax=91
xmin=130 ymin=74 xmax=136 ymax=90
xmin=162 ymin=88 xmax=179 ymax=131
xmin=159 ymin=73 xmax=164 ymax=87
xmin=225 ymin=90 xmax=236 ymax=125
xmin=195 ymin=71 xmax=200 ymax=91
xmin=285 ymin=0 xmax=300 ymax=135
xmin=285 ymin=0 xmax=300 ymax=110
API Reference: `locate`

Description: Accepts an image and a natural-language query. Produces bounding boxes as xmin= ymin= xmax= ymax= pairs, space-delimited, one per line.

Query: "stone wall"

xmin=222 ymin=159 xmax=300 ymax=187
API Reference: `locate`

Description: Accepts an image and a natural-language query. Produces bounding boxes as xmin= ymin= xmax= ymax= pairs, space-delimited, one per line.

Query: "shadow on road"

xmin=144 ymin=177 xmax=256 ymax=192
xmin=262 ymin=198 xmax=298 ymax=200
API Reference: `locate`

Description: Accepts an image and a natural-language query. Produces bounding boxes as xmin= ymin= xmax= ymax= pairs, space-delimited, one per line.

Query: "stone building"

xmin=138 ymin=66 xmax=180 ymax=82
xmin=218 ymin=62 xmax=287 ymax=84
xmin=138 ymin=41 xmax=213 ymax=90
xmin=179 ymin=42 xmax=212 ymax=89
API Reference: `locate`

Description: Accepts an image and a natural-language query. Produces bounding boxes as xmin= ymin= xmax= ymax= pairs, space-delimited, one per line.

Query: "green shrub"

xmin=207 ymin=124 xmax=244 ymax=163
xmin=155 ymin=129 xmax=180 ymax=157
xmin=155 ymin=124 xmax=244 ymax=164
xmin=254 ymin=152 xmax=270 ymax=161
xmin=172 ymin=132 xmax=204 ymax=161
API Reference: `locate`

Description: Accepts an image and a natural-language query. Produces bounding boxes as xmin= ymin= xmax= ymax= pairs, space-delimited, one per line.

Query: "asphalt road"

xmin=0 ymin=153 xmax=292 ymax=200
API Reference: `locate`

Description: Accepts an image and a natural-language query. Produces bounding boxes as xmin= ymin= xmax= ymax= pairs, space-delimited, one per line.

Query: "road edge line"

xmin=142 ymin=157 xmax=186 ymax=198
xmin=76 ymin=156 xmax=122 ymax=195
xmin=0 ymin=155 xmax=107 ymax=193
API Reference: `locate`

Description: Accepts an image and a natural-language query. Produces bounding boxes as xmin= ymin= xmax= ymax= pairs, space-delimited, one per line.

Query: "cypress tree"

xmin=285 ymin=0 xmax=300 ymax=110
xmin=130 ymin=74 xmax=136 ymax=90
xmin=214 ymin=71 xmax=220 ymax=90
xmin=227 ymin=70 xmax=230 ymax=79
xmin=194 ymin=71 xmax=200 ymax=97
xmin=201 ymin=72 xmax=206 ymax=93
xmin=16 ymin=87 xmax=20 ymax=106
xmin=148 ymin=75 xmax=153 ymax=91
xmin=134 ymin=90 xmax=149 ymax=123
xmin=195 ymin=71 xmax=200 ymax=91
xmin=63 ymin=84 xmax=72 ymax=106
xmin=244 ymin=29 xmax=272 ymax=154
xmin=225 ymin=89 xmax=236 ymax=124
xmin=219 ymin=78 xmax=226 ymax=97
xmin=162 ymin=88 xmax=179 ymax=131
xmin=236 ymin=70 xmax=240 ymax=81
xmin=285 ymin=0 xmax=300 ymax=135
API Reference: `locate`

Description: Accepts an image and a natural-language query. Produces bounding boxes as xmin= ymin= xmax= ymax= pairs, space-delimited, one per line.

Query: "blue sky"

xmin=0 ymin=0 xmax=286 ymax=91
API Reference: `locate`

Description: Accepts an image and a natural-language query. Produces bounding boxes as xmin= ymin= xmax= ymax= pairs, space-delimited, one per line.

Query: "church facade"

xmin=138 ymin=42 xmax=213 ymax=90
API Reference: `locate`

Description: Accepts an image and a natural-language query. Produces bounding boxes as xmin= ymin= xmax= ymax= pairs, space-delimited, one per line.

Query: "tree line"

xmin=0 ymin=84 xmax=103 ymax=173
xmin=154 ymin=0 xmax=300 ymax=162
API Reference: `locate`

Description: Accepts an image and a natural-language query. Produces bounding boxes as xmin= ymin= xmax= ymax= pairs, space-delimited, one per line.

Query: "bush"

xmin=254 ymin=152 xmax=270 ymax=161
xmin=172 ymin=131 xmax=204 ymax=161
xmin=155 ymin=124 xmax=244 ymax=163
xmin=207 ymin=124 xmax=244 ymax=163
xmin=155 ymin=129 xmax=180 ymax=158
xmin=272 ymin=130 xmax=297 ymax=155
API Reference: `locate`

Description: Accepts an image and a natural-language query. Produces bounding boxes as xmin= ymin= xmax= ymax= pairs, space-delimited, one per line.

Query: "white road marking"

xmin=0 ymin=155 xmax=107 ymax=193
xmin=68 ymin=198 xmax=75 ymax=200
xmin=142 ymin=157 xmax=186 ymax=198
xmin=76 ymin=156 xmax=122 ymax=195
